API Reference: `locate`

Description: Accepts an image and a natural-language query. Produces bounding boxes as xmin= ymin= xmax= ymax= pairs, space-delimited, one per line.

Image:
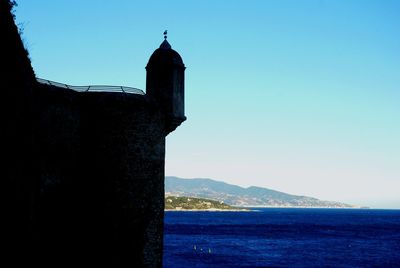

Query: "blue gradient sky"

xmin=15 ymin=0 xmax=400 ymax=208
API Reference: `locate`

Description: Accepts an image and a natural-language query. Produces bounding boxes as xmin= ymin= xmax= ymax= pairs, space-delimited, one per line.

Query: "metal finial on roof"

xmin=160 ymin=30 xmax=171 ymax=49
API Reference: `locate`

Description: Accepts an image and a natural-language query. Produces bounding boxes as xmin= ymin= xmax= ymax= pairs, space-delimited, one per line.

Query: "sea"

xmin=163 ymin=208 xmax=400 ymax=267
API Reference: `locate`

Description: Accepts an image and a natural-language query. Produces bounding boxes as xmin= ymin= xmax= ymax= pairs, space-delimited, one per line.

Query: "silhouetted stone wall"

xmin=1 ymin=1 xmax=185 ymax=267
xmin=32 ymin=85 xmax=167 ymax=266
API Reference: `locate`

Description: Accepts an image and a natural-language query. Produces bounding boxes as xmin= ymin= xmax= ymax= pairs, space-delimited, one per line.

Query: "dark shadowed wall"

xmin=1 ymin=1 xmax=185 ymax=267
xmin=32 ymin=85 xmax=168 ymax=266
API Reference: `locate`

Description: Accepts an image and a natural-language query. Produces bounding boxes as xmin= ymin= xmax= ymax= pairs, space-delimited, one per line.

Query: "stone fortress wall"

xmin=1 ymin=1 xmax=185 ymax=267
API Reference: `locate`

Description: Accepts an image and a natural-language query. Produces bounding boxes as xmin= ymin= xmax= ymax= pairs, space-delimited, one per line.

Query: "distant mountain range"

xmin=165 ymin=176 xmax=360 ymax=208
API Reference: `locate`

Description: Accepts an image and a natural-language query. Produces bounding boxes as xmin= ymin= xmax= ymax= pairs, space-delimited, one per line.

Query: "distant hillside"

xmin=165 ymin=176 xmax=358 ymax=208
xmin=165 ymin=196 xmax=246 ymax=211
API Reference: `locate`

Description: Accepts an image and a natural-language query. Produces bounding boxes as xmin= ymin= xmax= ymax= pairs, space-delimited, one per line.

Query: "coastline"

xmin=165 ymin=208 xmax=251 ymax=212
xmin=164 ymin=206 xmax=371 ymax=212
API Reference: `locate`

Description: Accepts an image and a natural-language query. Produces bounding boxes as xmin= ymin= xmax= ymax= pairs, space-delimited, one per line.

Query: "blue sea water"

xmin=163 ymin=208 xmax=400 ymax=267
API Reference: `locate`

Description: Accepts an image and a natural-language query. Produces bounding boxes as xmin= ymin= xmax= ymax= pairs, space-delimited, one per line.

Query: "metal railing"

xmin=37 ymin=78 xmax=145 ymax=95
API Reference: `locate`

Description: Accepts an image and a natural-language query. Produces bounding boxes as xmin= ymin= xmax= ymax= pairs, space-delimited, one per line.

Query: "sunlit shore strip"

xmin=165 ymin=208 xmax=251 ymax=212
xmin=165 ymin=206 xmax=369 ymax=211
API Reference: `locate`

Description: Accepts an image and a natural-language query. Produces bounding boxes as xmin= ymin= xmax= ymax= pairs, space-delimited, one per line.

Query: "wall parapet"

xmin=37 ymin=78 xmax=145 ymax=95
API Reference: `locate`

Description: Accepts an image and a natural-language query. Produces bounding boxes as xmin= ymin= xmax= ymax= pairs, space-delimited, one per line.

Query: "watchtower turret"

xmin=146 ymin=32 xmax=186 ymax=133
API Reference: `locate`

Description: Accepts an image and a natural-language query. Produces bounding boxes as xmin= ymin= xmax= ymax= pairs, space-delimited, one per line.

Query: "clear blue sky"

xmin=15 ymin=0 xmax=400 ymax=208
